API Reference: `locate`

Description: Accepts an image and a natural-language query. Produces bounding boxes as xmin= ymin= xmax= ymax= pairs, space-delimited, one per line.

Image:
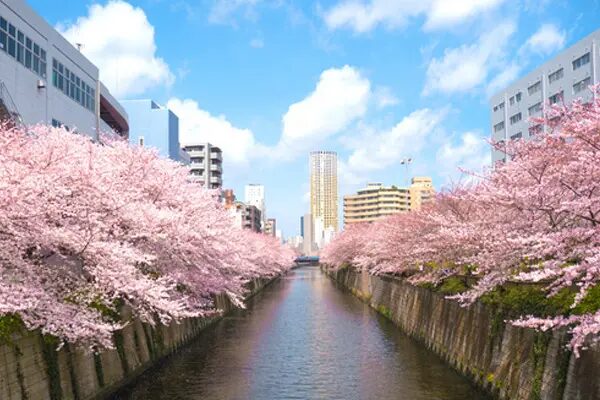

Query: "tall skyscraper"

xmin=245 ymin=184 xmax=266 ymax=228
xmin=310 ymin=151 xmax=338 ymax=232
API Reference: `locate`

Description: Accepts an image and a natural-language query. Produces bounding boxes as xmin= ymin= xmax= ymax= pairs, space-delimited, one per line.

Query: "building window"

xmin=573 ymin=77 xmax=591 ymax=94
xmin=510 ymin=132 xmax=522 ymax=140
xmin=549 ymin=91 xmax=563 ymax=105
xmin=572 ymin=52 xmax=590 ymax=70
xmin=548 ymin=68 xmax=563 ymax=83
xmin=509 ymin=112 xmax=522 ymax=125
xmin=494 ymin=121 xmax=505 ymax=132
xmin=509 ymin=96 xmax=515 ymax=106
xmin=493 ymin=102 xmax=505 ymax=112
xmin=0 ymin=15 xmax=46 ymax=78
xmin=528 ymin=81 xmax=541 ymax=95
xmin=515 ymin=92 xmax=522 ymax=102
xmin=52 ymin=59 xmax=95 ymax=112
xmin=528 ymin=102 xmax=542 ymax=116
xmin=138 ymin=136 xmax=144 ymax=146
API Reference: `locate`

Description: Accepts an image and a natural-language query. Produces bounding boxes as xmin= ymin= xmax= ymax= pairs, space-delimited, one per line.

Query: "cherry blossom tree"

xmin=322 ymin=87 xmax=600 ymax=355
xmin=0 ymin=123 xmax=293 ymax=348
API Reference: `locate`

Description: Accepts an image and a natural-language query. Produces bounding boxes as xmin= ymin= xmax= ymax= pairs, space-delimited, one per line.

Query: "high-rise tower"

xmin=310 ymin=151 xmax=338 ymax=232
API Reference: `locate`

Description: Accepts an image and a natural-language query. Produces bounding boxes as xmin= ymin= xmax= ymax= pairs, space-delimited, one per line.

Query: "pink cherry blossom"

xmin=323 ymin=86 xmax=600 ymax=356
xmin=0 ymin=123 xmax=293 ymax=348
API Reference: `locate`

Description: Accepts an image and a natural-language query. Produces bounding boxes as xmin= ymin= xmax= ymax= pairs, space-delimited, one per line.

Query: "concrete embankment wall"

xmin=325 ymin=267 xmax=600 ymax=400
xmin=0 ymin=277 xmax=274 ymax=400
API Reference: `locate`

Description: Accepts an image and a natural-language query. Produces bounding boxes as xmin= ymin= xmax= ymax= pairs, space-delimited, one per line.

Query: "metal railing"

xmin=0 ymin=81 xmax=23 ymax=126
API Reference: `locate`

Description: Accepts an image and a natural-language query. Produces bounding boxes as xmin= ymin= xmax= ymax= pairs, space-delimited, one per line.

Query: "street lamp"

xmin=400 ymin=157 xmax=412 ymax=186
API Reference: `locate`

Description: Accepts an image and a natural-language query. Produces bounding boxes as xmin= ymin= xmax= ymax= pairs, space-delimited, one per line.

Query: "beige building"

xmin=310 ymin=151 xmax=338 ymax=232
xmin=409 ymin=177 xmax=435 ymax=211
xmin=344 ymin=177 xmax=435 ymax=225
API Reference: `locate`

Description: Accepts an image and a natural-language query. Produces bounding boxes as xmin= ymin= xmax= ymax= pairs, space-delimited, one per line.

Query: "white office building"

xmin=0 ymin=0 xmax=128 ymax=137
xmin=490 ymin=29 xmax=600 ymax=163
xmin=245 ymin=184 xmax=266 ymax=228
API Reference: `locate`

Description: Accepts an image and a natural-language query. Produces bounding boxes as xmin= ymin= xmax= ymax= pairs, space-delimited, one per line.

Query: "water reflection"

xmin=113 ymin=266 xmax=489 ymax=400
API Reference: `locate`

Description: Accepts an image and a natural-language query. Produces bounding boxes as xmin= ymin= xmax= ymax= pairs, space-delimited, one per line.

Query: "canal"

xmin=113 ymin=266 xmax=490 ymax=399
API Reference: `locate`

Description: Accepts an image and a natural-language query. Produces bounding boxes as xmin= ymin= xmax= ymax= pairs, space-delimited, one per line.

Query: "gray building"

xmin=490 ymin=29 xmax=600 ymax=163
xmin=121 ymin=99 xmax=189 ymax=164
xmin=181 ymin=142 xmax=223 ymax=189
xmin=0 ymin=0 xmax=127 ymax=137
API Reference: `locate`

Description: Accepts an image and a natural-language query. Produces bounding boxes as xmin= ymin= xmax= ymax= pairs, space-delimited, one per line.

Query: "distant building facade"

xmin=181 ymin=143 xmax=223 ymax=189
xmin=122 ymin=99 xmax=186 ymax=163
xmin=222 ymin=189 xmax=236 ymax=209
xmin=302 ymin=212 xmax=315 ymax=256
xmin=265 ymin=218 xmax=276 ymax=236
xmin=245 ymin=184 xmax=266 ymax=228
xmin=490 ymin=29 xmax=600 ymax=163
xmin=310 ymin=151 xmax=338 ymax=232
xmin=344 ymin=177 xmax=435 ymax=225
xmin=0 ymin=0 xmax=128 ymax=137
xmin=229 ymin=201 xmax=262 ymax=233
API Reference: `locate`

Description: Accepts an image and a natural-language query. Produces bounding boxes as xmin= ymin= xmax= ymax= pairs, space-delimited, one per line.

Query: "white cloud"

xmin=323 ymin=0 xmax=506 ymax=33
xmin=423 ymin=21 xmax=516 ymax=95
xmin=59 ymin=0 xmax=174 ymax=98
xmin=276 ymin=65 xmax=371 ymax=157
xmin=250 ymin=38 xmax=265 ymax=48
xmin=209 ymin=0 xmax=261 ymax=25
xmin=342 ymin=108 xmax=448 ymax=183
xmin=167 ymin=98 xmax=264 ymax=165
xmin=374 ymin=86 xmax=399 ymax=108
xmin=435 ymin=131 xmax=489 ymax=180
xmin=522 ymin=24 xmax=566 ymax=56
xmin=486 ymin=62 xmax=521 ymax=98
xmin=424 ymin=0 xmax=506 ymax=30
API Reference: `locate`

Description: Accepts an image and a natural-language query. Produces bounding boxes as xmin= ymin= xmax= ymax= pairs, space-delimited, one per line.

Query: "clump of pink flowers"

xmin=0 ymin=123 xmax=293 ymax=348
xmin=322 ymin=87 xmax=600 ymax=356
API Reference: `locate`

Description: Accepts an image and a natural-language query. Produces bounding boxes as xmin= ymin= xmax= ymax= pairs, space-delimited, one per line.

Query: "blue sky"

xmin=30 ymin=0 xmax=599 ymax=237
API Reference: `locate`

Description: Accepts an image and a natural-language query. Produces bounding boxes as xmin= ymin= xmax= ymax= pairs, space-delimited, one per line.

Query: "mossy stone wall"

xmin=326 ymin=267 xmax=600 ymax=400
xmin=0 ymin=277 xmax=273 ymax=400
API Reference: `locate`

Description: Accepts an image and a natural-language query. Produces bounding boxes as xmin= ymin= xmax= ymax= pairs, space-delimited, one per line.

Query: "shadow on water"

xmin=112 ymin=266 xmax=490 ymax=400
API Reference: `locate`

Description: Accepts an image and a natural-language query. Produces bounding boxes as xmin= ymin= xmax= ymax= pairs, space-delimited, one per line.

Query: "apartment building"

xmin=181 ymin=142 xmax=223 ymax=189
xmin=245 ymin=184 xmax=266 ymax=228
xmin=344 ymin=177 xmax=435 ymax=225
xmin=0 ymin=0 xmax=128 ymax=137
xmin=265 ymin=218 xmax=276 ymax=237
xmin=229 ymin=201 xmax=262 ymax=232
xmin=310 ymin=151 xmax=338 ymax=232
xmin=490 ymin=29 xmax=600 ymax=163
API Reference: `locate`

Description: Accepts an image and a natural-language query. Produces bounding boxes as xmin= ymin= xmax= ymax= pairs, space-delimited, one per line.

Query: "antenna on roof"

xmin=76 ymin=43 xmax=83 ymax=51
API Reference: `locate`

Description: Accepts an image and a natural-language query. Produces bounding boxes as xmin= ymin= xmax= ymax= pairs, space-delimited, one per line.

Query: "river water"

xmin=113 ymin=266 xmax=489 ymax=400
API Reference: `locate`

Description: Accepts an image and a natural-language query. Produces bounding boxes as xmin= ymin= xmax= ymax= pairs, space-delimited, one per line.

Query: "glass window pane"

xmin=0 ymin=17 xmax=7 ymax=31
xmin=25 ymin=49 xmax=31 ymax=68
xmin=0 ymin=31 xmax=6 ymax=52
xmin=8 ymin=36 xmax=15 ymax=57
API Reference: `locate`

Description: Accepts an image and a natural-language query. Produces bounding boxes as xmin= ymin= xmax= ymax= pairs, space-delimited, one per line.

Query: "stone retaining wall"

xmin=326 ymin=267 xmax=600 ymax=400
xmin=0 ymin=277 xmax=275 ymax=400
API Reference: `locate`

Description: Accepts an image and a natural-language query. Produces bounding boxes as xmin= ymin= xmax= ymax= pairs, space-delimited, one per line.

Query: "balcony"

xmin=210 ymin=164 xmax=222 ymax=172
xmin=210 ymin=152 xmax=223 ymax=162
xmin=210 ymin=175 xmax=222 ymax=184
